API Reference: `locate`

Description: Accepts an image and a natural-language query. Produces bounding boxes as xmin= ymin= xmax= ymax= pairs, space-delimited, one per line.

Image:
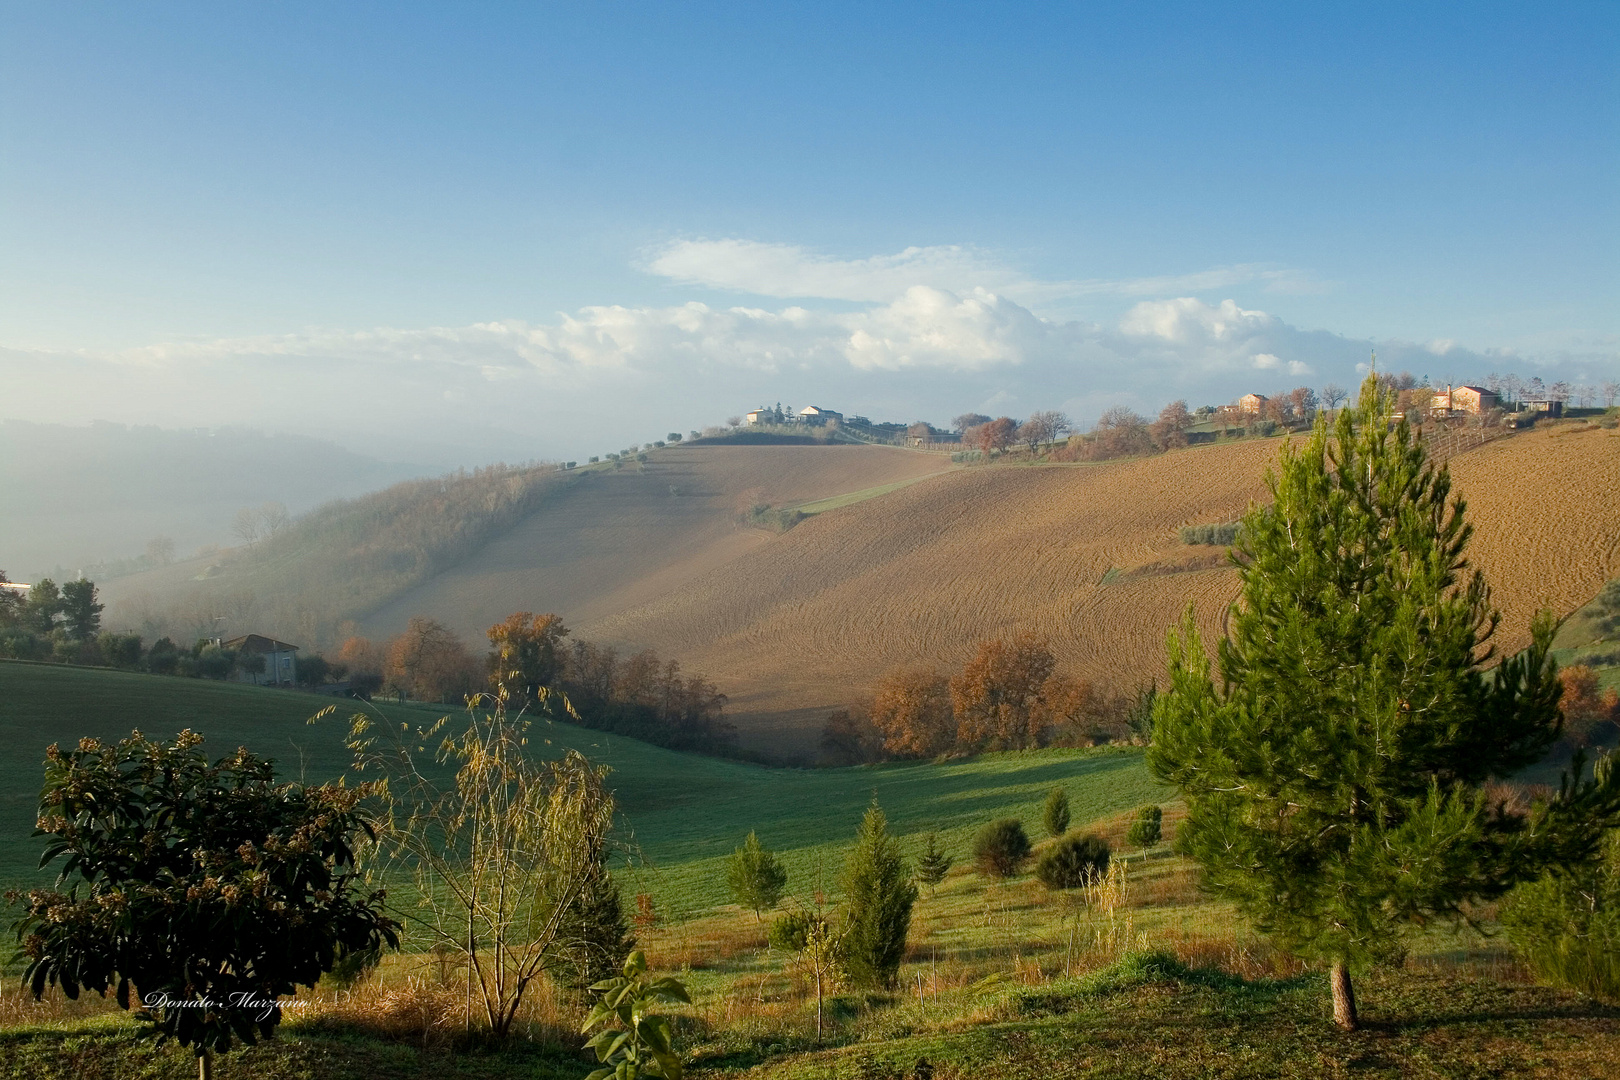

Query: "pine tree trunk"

xmin=1330 ymin=961 xmax=1358 ymax=1031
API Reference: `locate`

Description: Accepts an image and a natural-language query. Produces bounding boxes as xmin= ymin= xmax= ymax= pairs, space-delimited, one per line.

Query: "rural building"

xmin=1523 ymin=398 xmax=1563 ymax=417
xmin=1432 ymin=385 xmax=1498 ymax=415
xmin=1238 ymin=393 xmax=1268 ymax=415
xmin=222 ymin=634 xmax=299 ymax=687
xmin=746 ymin=406 xmax=785 ymax=425
xmin=0 ymin=581 xmax=29 ymax=599
xmin=798 ymin=405 xmax=843 ymax=425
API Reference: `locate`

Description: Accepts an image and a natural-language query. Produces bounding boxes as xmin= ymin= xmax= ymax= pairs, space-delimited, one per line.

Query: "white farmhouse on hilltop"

xmin=746 ymin=406 xmax=782 ymax=425
xmin=798 ymin=405 xmax=842 ymax=425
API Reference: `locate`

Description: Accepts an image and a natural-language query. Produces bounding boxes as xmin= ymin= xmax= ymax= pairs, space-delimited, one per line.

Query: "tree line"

xmin=819 ymin=633 xmax=1153 ymax=765
xmin=334 ymin=611 xmax=737 ymax=755
xmin=0 ymin=572 xmax=337 ymax=684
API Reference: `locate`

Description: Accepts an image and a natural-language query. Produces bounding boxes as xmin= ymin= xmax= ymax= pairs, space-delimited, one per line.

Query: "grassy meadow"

xmin=5 ymin=659 xmax=1620 ymax=1078
xmin=0 ymin=660 xmax=1163 ymax=913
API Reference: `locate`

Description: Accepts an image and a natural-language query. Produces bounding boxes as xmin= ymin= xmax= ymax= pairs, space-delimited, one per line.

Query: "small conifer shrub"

xmin=1036 ymin=833 xmax=1111 ymax=890
xmin=1043 ymin=787 xmax=1071 ymax=837
xmin=1127 ymin=805 xmax=1163 ymax=852
xmin=974 ymin=818 xmax=1032 ymax=879
xmin=914 ymin=832 xmax=954 ymax=895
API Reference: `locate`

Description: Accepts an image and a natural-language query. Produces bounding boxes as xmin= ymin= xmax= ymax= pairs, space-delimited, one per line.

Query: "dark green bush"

xmin=325 ymin=943 xmax=382 ymax=988
xmin=552 ymin=870 xmax=635 ymax=990
xmin=1035 ymin=833 xmax=1111 ymax=890
xmin=974 ymin=818 xmax=1032 ymax=879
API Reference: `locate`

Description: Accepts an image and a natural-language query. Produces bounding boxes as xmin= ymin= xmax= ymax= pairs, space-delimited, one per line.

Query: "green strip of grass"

xmin=786 ymin=473 xmax=942 ymax=515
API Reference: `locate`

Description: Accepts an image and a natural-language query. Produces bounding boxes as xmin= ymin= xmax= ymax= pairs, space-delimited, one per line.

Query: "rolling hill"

xmin=98 ymin=423 xmax=1620 ymax=763
xmin=573 ymin=423 xmax=1620 ymax=759
xmin=357 ymin=444 xmax=954 ymax=644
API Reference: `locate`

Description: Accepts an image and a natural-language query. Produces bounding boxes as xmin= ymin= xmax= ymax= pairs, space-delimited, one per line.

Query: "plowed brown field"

xmin=359 ymin=444 xmax=955 ymax=643
xmin=573 ymin=424 xmax=1620 ymax=759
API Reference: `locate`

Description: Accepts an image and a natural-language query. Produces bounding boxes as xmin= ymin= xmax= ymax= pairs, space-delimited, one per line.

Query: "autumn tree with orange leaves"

xmin=1559 ymin=665 xmax=1620 ymax=747
xmin=384 ymin=616 xmax=481 ymax=703
xmin=487 ymin=611 xmax=570 ymax=709
xmin=949 ymin=633 xmax=1057 ymax=751
xmin=868 ymin=667 xmax=955 ymax=758
xmin=967 ymin=417 xmax=1018 ymax=456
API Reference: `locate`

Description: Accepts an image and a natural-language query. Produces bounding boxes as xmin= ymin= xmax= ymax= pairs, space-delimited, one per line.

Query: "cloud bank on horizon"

xmin=4 ymin=239 xmax=1614 ymax=466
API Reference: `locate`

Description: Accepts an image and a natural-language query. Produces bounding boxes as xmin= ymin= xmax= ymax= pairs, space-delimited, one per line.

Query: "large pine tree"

xmin=1149 ymin=376 xmax=1620 ymax=1029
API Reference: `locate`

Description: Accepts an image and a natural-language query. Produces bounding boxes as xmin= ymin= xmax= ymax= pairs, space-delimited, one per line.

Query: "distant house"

xmin=1238 ymin=393 xmax=1268 ymax=415
xmin=746 ymin=406 xmax=786 ymax=425
xmin=1523 ymin=398 xmax=1563 ymax=417
xmin=798 ymin=405 xmax=843 ymax=426
xmin=0 ymin=582 xmax=29 ymax=599
xmin=223 ymin=634 xmax=299 ymax=687
xmin=1432 ymin=385 xmax=1498 ymax=416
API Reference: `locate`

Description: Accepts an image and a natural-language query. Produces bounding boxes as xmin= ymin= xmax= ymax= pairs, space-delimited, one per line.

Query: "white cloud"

xmin=645 ymin=239 xmax=1322 ymax=310
xmin=4 ymin=242 xmax=1605 ymax=463
xmin=645 ymin=239 xmax=1022 ymax=304
xmin=1251 ymin=352 xmax=1312 ymax=376
xmin=1119 ymin=297 xmax=1275 ymax=344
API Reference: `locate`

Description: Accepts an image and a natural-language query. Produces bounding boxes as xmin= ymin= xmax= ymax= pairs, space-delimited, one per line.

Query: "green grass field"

xmin=5 ymin=661 xmax=1620 ymax=1078
xmin=0 ymin=661 xmax=1165 ymax=914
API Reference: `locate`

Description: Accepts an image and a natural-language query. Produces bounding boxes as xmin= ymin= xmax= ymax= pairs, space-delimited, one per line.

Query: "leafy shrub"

xmin=1035 ymin=833 xmax=1111 ymax=890
xmin=745 ymin=503 xmax=806 ymax=532
xmin=12 ymin=730 xmax=397 ymax=1062
xmin=974 ymin=818 xmax=1032 ymax=879
xmin=768 ymin=908 xmax=826 ymax=952
xmin=0 ymin=626 xmax=47 ymax=660
xmin=1502 ymin=830 xmax=1620 ymax=1000
xmin=1127 ymin=805 xmax=1163 ymax=851
xmin=581 ymin=951 xmax=690 ymax=1080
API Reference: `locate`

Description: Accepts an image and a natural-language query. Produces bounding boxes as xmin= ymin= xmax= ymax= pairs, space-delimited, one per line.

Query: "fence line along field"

xmin=583 ymin=424 xmax=1620 ymax=759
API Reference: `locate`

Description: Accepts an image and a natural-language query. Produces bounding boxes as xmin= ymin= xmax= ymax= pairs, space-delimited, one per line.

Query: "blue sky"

xmin=2 ymin=2 xmax=1615 ymax=462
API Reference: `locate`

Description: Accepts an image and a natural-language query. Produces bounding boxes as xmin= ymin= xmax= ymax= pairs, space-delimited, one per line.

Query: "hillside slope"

xmin=359 ymin=444 xmax=954 ymax=643
xmin=582 ymin=424 xmax=1620 ymax=759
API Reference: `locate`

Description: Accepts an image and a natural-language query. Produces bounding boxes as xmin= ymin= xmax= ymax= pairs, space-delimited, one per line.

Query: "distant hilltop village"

xmin=744 ymin=403 xmax=843 ymax=426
